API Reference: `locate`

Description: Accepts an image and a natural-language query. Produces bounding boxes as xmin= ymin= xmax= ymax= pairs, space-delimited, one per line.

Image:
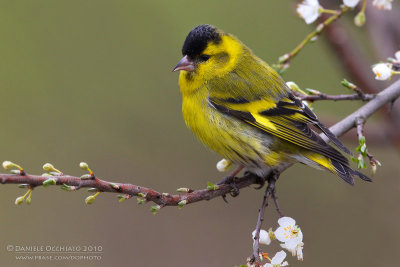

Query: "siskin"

xmin=173 ymin=24 xmax=371 ymax=185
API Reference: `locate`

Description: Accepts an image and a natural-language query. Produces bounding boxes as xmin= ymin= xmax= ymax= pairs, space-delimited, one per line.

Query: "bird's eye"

xmin=200 ymin=54 xmax=210 ymax=62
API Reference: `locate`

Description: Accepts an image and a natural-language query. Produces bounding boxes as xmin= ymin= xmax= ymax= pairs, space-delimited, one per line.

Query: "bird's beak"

xmin=173 ymin=55 xmax=195 ymax=72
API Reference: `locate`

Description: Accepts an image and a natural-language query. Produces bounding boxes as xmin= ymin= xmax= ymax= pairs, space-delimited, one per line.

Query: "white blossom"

xmin=216 ymin=158 xmax=231 ymax=172
xmin=274 ymin=217 xmax=304 ymax=259
xmin=373 ymin=0 xmax=393 ymax=10
xmin=286 ymin=81 xmax=300 ymax=91
xmin=2 ymin=161 xmax=12 ymax=170
xmin=296 ymin=0 xmax=322 ymax=24
xmin=394 ymin=51 xmax=400 ymax=63
xmin=264 ymin=251 xmax=289 ymax=267
xmin=252 ymin=229 xmax=271 ymax=245
xmin=296 ymin=244 xmax=304 ymax=261
xmin=343 ymin=0 xmax=360 ymax=8
xmin=372 ymin=63 xmax=392 ymax=80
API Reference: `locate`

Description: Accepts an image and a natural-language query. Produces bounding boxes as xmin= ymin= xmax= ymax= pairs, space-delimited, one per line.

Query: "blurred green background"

xmin=0 ymin=0 xmax=399 ymax=266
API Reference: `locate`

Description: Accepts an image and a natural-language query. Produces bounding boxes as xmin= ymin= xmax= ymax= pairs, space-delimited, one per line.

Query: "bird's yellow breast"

xmin=181 ymin=86 xmax=281 ymax=169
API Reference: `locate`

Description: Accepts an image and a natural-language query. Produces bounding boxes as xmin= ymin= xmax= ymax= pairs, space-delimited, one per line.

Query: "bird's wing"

xmin=208 ymin=93 xmax=351 ymax=164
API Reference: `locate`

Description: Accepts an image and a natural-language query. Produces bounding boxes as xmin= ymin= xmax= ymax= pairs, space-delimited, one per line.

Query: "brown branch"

xmin=250 ymin=184 xmax=271 ymax=265
xmin=293 ymin=91 xmax=375 ymax=102
xmin=0 ymin=172 xmax=264 ymax=207
xmin=250 ymin=172 xmax=278 ymax=266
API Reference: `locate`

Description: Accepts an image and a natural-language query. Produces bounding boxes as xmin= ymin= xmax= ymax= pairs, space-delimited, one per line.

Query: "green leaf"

xmin=42 ymin=178 xmax=56 ymax=187
xmin=151 ymin=205 xmax=161 ymax=214
xmin=138 ymin=192 xmax=146 ymax=198
xmin=359 ymin=136 xmax=366 ymax=145
xmin=207 ymin=182 xmax=219 ymax=190
xmin=360 ymin=143 xmax=367 ymax=155
xmin=357 ymin=157 xmax=363 ymax=169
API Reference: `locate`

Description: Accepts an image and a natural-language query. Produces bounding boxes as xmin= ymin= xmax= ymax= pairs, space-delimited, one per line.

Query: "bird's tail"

xmin=302 ymin=152 xmax=372 ymax=185
xmin=316 ymin=121 xmax=352 ymax=156
xmin=330 ymin=158 xmax=372 ymax=185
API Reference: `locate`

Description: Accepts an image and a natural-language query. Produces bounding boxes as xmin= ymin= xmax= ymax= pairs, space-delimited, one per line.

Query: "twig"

xmin=356 ymin=117 xmax=380 ymax=170
xmin=276 ymin=6 xmax=349 ymax=72
xmin=328 ymin=79 xmax=400 ymax=137
xmin=271 ymin=189 xmax=283 ymax=218
xmin=293 ymin=91 xmax=375 ymax=102
xmin=0 ymin=172 xmax=264 ymax=208
xmin=356 ymin=117 xmax=366 ymax=140
xmin=250 ymin=172 xmax=282 ymax=265
xmin=250 ymin=172 xmax=279 ymax=265
xmin=250 ymin=186 xmax=270 ymax=265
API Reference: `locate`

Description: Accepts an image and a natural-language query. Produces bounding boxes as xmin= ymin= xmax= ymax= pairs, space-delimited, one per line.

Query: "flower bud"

xmin=79 ymin=162 xmax=89 ymax=170
xmin=286 ymin=81 xmax=300 ymax=91
xmin=43 ymin=163 xmax=55 ymax=172
xmin=85 ymin=195 xmax=96 ymax=204
xmin=354 ymin=11 xmax=366 ymax=27
xmin=178 ymin=200 xmax=188 ymax=209
xmin=176 ymin=188 xmax=191 ymax=193
xmin=216 ymin=159 xmax=232 ymax=172
xmin=2 ymin=161 xmax=13 ymax=170
xmin=15 ymin=196 xmax=25 ymax=205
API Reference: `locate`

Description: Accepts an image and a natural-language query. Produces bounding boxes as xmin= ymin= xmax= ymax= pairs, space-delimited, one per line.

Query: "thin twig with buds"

xmin=293 ymin=91 xmax=375 ymax=102
xmin=275 ymin=6 xmax=349 ymax=72
xmin=355 ymin=116 xmax=381 ymax=172
xmin=250 ymin=172 xmax=279 ymax=265
xmin=0 ymin=172 xmax=264 ymax=208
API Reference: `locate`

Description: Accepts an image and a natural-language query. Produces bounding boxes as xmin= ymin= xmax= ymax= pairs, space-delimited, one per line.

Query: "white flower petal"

xmin=271 ymin=250 xmax=287 ymax=265
xmin=252 ymin=229 xmax=271 ymax=245
xmin=280 ymin=243 xmax=292 ymax=255
xmin=395 ymin=51 xmax=400 ymax=61
xmin=372 ymin=63 xmax=392 ymax=80
xmin=281 ymin=261 xmax=289 ymax=266
xmin=216 ymin=158 xmax=231 ymax=172
xmin=372 ymin=0 xmax=392 ymax=10
xmin=296 ymin=0 xmax=321 ymax=24
xmin=297 ymin=228 xmax=303 ymax=241
xmin=263 ymin=264 xmax=273 ymax=267
xmin=278 ymin=217 xmax=296 ymax=227
xmin=284 ymin=239 xmax=300 ymax=251
xmin=274 ymin=226 xmax=287 ymax=242
xmin=259 ymin=230 xmax=271 ymax=245
xmin=297 ymin=245 xmax=304 ymax=261
xmin=343 ymin=0 xmax=360 ymax=7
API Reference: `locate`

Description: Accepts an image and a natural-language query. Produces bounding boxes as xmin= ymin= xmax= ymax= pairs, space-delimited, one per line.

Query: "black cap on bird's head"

xmin=182 ymin=24 xmax=221 ymax=58
xmin=173 ymin=24 xmax=222 ymax=72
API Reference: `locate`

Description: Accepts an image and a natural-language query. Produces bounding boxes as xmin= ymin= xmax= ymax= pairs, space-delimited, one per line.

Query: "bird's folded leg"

xmin=217 ymin=165 xmax=244 ymax=185
xmin=253 ymin=174 xmax=266 ymax=190
xmin=217 ymin=165 xmax=244 ymax=202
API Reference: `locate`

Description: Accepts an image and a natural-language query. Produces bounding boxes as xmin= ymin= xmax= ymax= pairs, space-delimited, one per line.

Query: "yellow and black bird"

xmin=173 ymin=24 xmax=371 ymax=185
